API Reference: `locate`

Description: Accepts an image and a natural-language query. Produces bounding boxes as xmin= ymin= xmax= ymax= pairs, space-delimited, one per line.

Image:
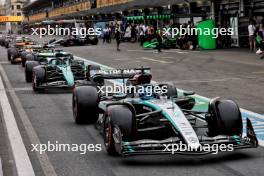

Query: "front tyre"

xmin=72 ymin=86 xmax=99 ymax=124
xmin=25 ymin=61 xmax=39 ymax=82
xmin=32 ymin=67 xmax=45 ymax=92
xmin=206 ymin=98 xmax=243 ymax=137
xmin=104 ymin=105 xmax=136 ymax=155
xmin=7 ymin=53 xmax=11 ymax=61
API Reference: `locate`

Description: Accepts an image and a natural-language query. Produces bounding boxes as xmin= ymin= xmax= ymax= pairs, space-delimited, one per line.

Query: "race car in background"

xmin=43 ymin=38 xmax=64 ymax=48
xmin=20 ymin=44 xmax=45 ymax=67
xmin=0 ymin=35 xmax=13 ymax=48
xmin=25 ymin=50 xmax=73 ymax=82
xmin=72 ymin=67 xmax=258 ymax=156
xmin=23 ymin=47 xmax=58 ymax=70
xmin=60 ymin=35 xmax=99 ymax=47
xmin=25 ymin=51 xmax=90 ymax=91
xmin=7 ymin=37 xmax=35 ymax=64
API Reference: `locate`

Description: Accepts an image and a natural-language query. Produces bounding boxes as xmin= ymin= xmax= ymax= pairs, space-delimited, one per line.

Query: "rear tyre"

xmin=25 ymin=61 xmax=39 ymax=82
xmin=9 ymin=48 xmax=18 ymax=64
xmin=5 ymin=43 xmax=9 ymax=48
xmin=91 ymin=38 xmax=99 ymax=45
xmin=23 ymin=54 xmax=36 ymax=67
xmin=104 ymin=105 xmax=136 ymax=155
xmin=7 ymin=53 xmax=11 ymax=61
xmin=21 ymin=52 xmax=29 ymax=67
xmin=7 ymin=48 xmax=13 ymax=61
xmin=72 ymin=86 xmax=99 ymax=124
xmin=206 ymin=98 xmax=243 ymax=137
xmin=10 ymin=55 xmax=17 ymax=64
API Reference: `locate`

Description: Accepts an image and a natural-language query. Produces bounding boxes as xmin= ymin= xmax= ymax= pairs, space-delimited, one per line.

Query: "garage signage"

xmin=0 ymin=16 xmax=23 ymax=22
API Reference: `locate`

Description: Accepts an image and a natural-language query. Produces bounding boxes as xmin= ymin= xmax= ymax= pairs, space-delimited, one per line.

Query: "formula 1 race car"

xmin=72 ymin=67 xmax=258 ymax=156
xmin=24 ymin=49 xmax=73 ymax=82
xmin=7 ymin=37 xmax=35 ymax=64
xmin=26 ymin=51 xmax=89 ymax=91
xmin=43 ymin=38 xmax=64 ymax=48
xmin=20 ymin=44 xmax=45 ymax=67
xmin=0 ymin=35 xmax=13 ymax=48
xmin=60 ymin=35 xmax=98 ymax=47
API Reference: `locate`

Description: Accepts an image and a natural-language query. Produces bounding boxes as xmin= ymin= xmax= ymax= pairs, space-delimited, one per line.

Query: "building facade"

xmin=5 ymin=0 xmax=30 ymax=32
xmin=0 ymin=3 xmax=5 ymax=15
xmin=23 ymin=0 xmax=264 ymax=23
xmin=22 ymin=0 xmax=264 ymax=46
xmin=0 ymin=3 xmax=6 ymax=31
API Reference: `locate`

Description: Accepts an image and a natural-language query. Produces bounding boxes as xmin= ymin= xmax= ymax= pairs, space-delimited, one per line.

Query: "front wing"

xmin=114 ymin=118 xmax=258 ymax=156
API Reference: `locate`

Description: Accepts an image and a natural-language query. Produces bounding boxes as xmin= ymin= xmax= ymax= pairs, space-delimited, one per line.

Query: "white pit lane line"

xmin=0 ymin=158 xmax=3 ymax=176
xmin=0 ymin=65 xmax=57 ymax=176
xmin=0 ymin=67 xmax=35 ymax=176
xmin=74 ymin=55 xmax=264 ymax=147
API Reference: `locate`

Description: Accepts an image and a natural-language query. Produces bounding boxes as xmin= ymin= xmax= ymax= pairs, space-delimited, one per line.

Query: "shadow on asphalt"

xmin=120 ymin=152 xmax=255 ymax=167
xmin=32 ymin=88 xmax=73 ymax=94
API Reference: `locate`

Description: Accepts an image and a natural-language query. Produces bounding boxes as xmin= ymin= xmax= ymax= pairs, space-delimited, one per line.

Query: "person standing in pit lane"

xmin=248 ymin=19 xmax=256 ymax=52
xmin=156 ymin=30 xmax=163 ymax=53
xmin=139 ymin=24 xmax=145 ymax=46
xmin=256 ymin=22 xmax=264 ymax=59
xmin=115 ymin=26 xmax=122 ymax=51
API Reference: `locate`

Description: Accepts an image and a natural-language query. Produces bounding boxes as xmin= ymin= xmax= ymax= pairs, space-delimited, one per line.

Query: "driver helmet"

xmin=139 ymin=85 xmax=155 ymax=100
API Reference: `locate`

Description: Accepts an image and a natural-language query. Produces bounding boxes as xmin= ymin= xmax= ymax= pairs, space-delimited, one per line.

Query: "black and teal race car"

xmin=25 ymin=51 xmax=90 ymax=91
xmin=72 ymin=67 xmax=258 ymax=156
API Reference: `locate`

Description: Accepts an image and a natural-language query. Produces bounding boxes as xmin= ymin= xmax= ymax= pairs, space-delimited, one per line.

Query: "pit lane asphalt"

xmin=0 ymin=39 xmax=264 ymax=176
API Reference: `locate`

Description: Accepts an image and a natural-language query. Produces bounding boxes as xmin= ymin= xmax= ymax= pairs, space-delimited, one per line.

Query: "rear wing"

xmin=91 ymin=67 xmax=151 ymax=80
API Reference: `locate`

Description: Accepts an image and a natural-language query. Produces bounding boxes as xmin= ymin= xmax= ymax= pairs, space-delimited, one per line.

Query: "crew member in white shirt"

xmin=248 ymin=19 xmax=256 ymax=52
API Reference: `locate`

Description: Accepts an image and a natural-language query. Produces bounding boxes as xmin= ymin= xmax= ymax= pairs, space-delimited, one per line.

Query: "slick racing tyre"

xmin=104 ymin=105 xmax=137 ymax=155
xmin=25 ymin=61 xmax=39 ymax=82
xmin=21 ymin=51 xmax=29 ymax=67
xmin=206 ymin=98 xmax=243 ymax=137
xmin=11 ymin=54 xmax=19 ymax=64
xmin=23 ymin=54 xmax=36 ymax=67
xmin=90 ymin=38 xmax=99 ymax=45
xmin=7 ymin=53 xmax=11 ymax=61
xmin=32 ymin=66 xmax=45 ymax=92
xmin=5 ymin=42 xmax=9 ymax=48
xmin=72 ymin=86 xmax=99 ymax=124
xmin=7 ymin=48 xmax=17 ymax=63
xmin=21 ymin=52 xmax=34 ymax=67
